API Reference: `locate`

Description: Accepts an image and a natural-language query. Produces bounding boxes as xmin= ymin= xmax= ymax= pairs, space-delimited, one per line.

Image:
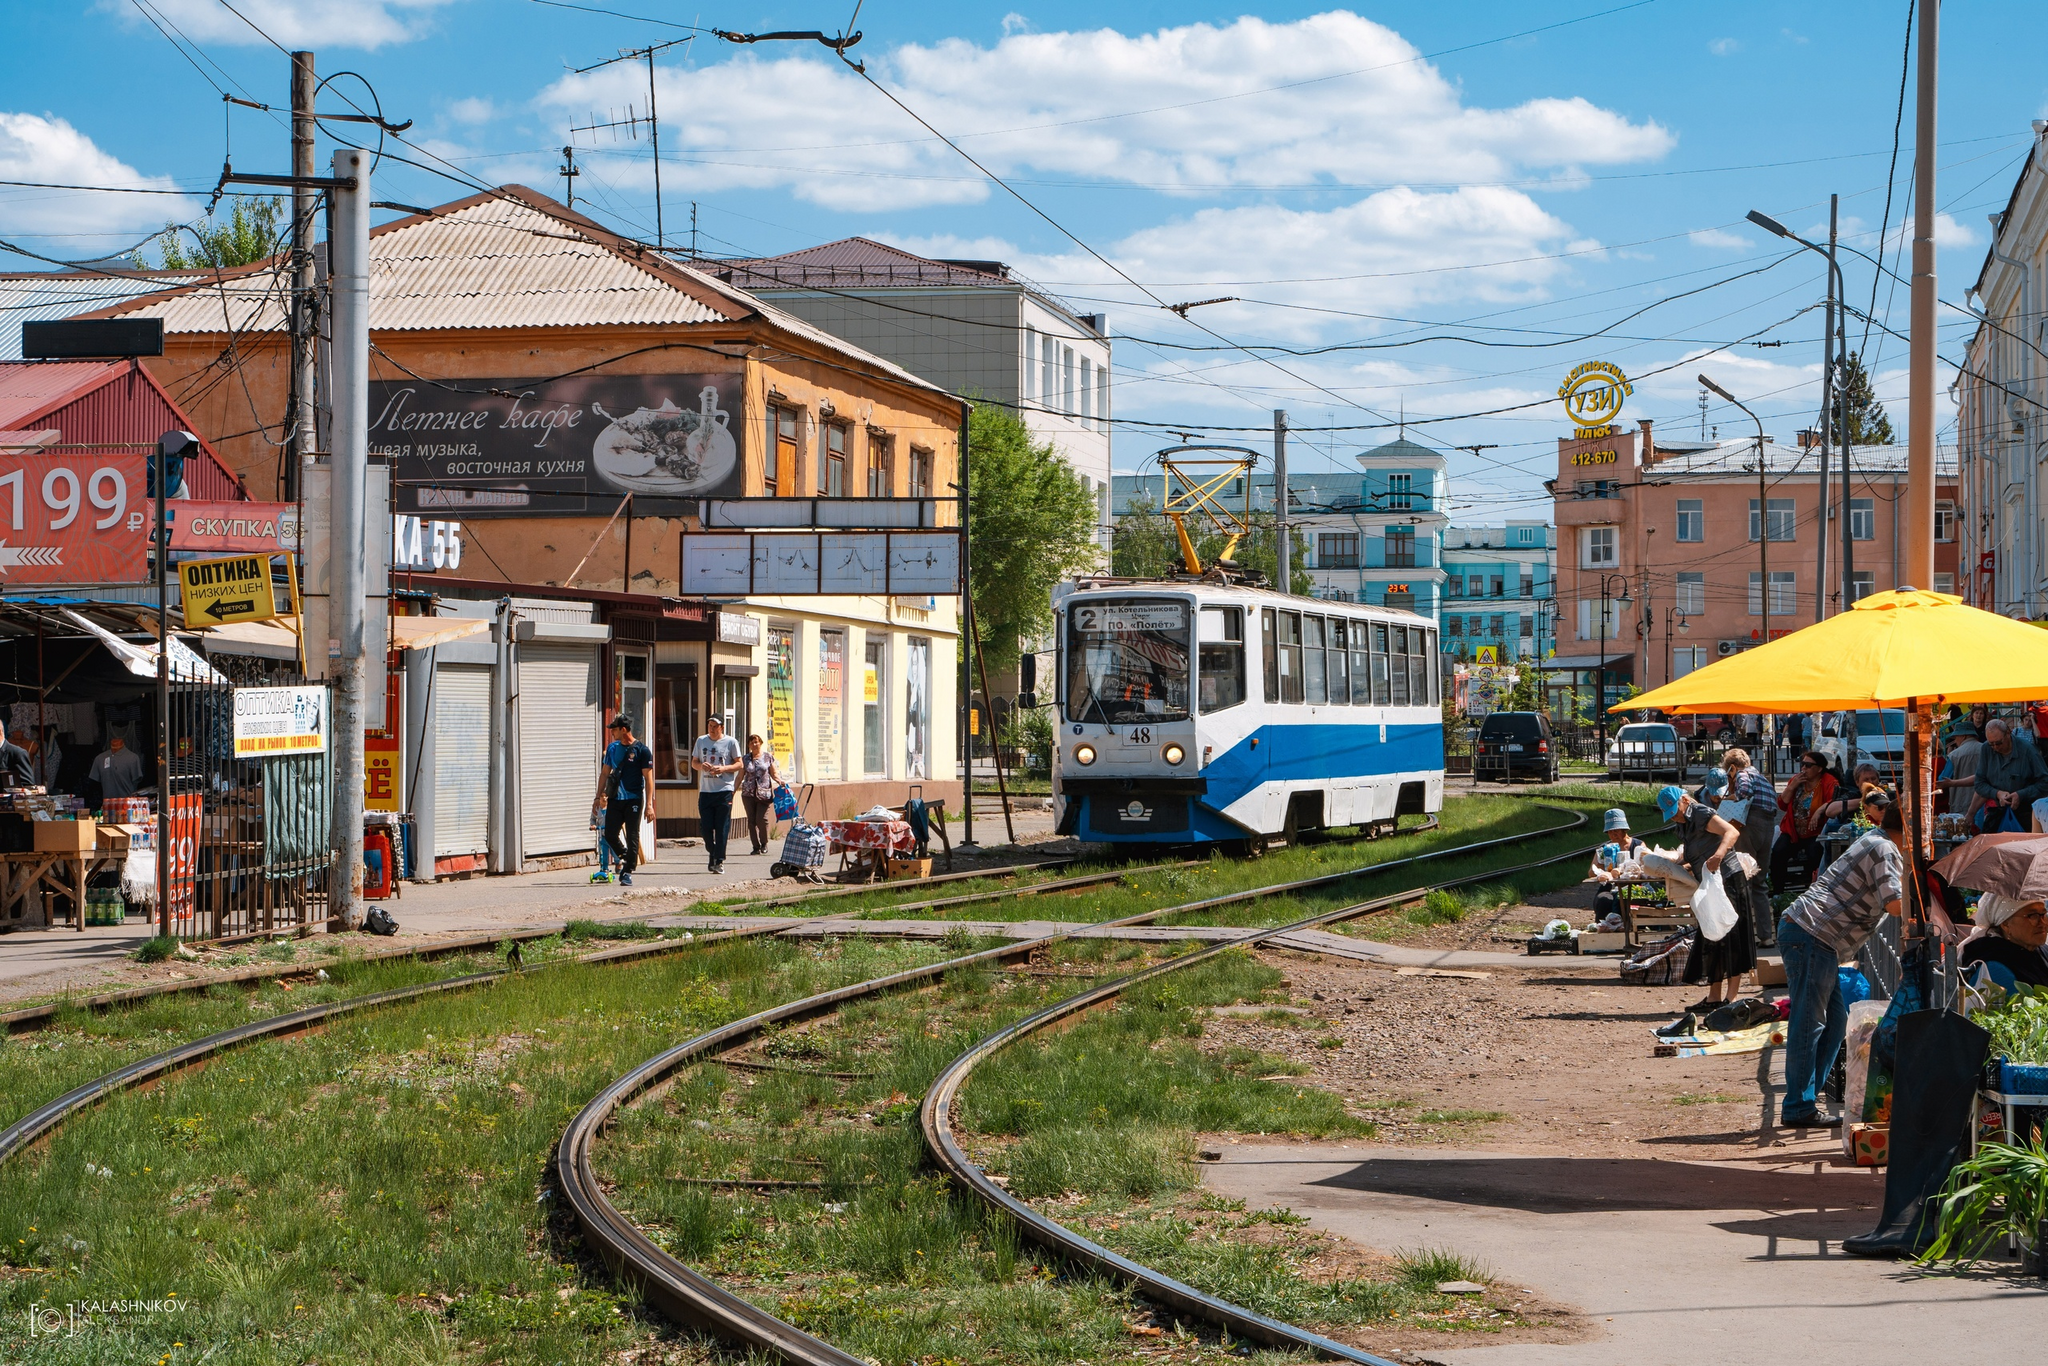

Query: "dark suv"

xmin=1474 ymin=712 xmax=1558 ymax=783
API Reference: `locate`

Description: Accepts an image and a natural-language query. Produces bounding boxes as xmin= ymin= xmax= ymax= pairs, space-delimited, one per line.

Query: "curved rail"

xmin=554 ymin=807 xmax=1589 ymax=1365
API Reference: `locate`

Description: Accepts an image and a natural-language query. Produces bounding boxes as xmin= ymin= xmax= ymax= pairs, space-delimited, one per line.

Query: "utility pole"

xmin=956 ymin=404 xmax=976 ymax=848
xmin=1273 ymin=410 xmax=1290 ymax=593
xmin=559 ymin=146 xmax=579 ymax=208
xmin=1837 ymin=193 xmax=1855 ymax=611
xmin=287 ymin=50 xmax=316 ymax=500
xmin=1817 ymin=195 xmax=1835 ymax=621
xmin=329 ymin=147 xmax=369 ymax=929
xmin=1907 ymin=0 xmax=1938 ymax=587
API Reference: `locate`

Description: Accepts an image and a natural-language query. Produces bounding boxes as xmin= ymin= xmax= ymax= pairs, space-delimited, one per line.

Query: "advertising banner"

xmin=169 ymin=500 xmax=303 ymax=554
xmin=370 ymin=373 xmax=746 ymax=517
xmin=0 ymin=452 xmax=150 ymax=583
xmin=232 ymin=686 xmax=329 ymax=757
xmin=767 ymin=625 xmax=796 ymax=775
xmin=179 ymin=554 xmax=276 ymax=626
xmin=364 ymin=734 xmax=401 ymax=811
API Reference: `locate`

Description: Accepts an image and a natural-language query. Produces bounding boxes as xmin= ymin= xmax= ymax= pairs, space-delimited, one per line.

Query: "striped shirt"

xmin=1727 ymin=767 xmax=1778 ymax=825
xmin=1781 ymin=829 xmax=1905 ymax=959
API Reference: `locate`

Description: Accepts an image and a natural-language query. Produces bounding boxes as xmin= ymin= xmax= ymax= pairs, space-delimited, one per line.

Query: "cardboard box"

xmin=33 ymin=817 xmax=97 ymax=852
xmin=96 ymin=823 xmax=143 ymax=853
xmin=1577 ymin=930 xmax=1628 ymax=954
xmin=1849 ymin=1122 xmax=1889 ymax=1167
xmin=1755 ymin=956 xmax=1787 ymax=987
xmin=886 ymin=856 xmax=933 ymax=880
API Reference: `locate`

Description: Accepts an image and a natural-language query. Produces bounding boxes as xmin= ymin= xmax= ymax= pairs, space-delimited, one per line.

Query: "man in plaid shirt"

xmin=1775 ymin=802 xmax=1956 ymax=1126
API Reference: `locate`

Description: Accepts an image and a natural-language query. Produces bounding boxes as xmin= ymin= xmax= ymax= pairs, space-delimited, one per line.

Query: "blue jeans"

xmin=1778 ymin=916 xmax=1847 ymax=1121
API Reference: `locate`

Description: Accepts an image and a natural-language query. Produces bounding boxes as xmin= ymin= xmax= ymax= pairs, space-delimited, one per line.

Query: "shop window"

xmin=816 ymin=629 xmax=845 ymax=782
xmin=862 ymin=637 xmax=886 ymax=775
xmin=825 ymin=424 xmax=848 ymax=497
xmin=905 ymin=636 xmax=931 ymax=779
xmin=652 ymin=662 xmax=699 ymax=787
xmin=767 ymin=405 xmax=797 ymax=496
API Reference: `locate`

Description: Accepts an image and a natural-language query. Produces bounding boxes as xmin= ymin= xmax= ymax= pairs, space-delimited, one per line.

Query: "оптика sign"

xmin=370 ymin=373 xmax=746 ymax=517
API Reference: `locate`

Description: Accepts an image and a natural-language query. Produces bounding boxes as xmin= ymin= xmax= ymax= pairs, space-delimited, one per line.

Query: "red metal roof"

xmin=0 ymin=359 xmax=243 ymax=499
xmin=0 ymin=360 xmax=126 ymax=427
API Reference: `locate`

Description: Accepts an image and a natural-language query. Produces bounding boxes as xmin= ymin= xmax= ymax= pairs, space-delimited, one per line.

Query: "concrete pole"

xmin=1906 ymin=0 xmax=1938 ymax=588
xmin=288 ymin=51 xmax=316 ymax=498
xmin=329 ymin=147 xmax=369 ymax=928
xmin=1817 ymin=195 xmax=1834 ymax=620
xmin=1273 ymin=410 xmax=1290 ymax=592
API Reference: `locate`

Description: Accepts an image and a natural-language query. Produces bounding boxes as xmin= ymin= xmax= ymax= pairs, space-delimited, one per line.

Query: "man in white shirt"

xmin=691 ymin=715 xmax=743 ymax=874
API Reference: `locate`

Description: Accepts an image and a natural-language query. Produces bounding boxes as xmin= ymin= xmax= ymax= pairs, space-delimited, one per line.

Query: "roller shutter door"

xmin=518 ymin=643 xmax=601 ymax=857
xmin=432 ymin=664 xmax=492 ymax=857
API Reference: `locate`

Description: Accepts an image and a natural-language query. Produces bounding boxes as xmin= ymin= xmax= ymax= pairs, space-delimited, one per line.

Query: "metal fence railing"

xmin=159 ymin=678 xmax=334 ymax=941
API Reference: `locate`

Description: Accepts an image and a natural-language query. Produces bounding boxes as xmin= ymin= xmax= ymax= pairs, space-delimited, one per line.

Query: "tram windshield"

xmin=1066 ymin=597 xmax=1192 ymax=724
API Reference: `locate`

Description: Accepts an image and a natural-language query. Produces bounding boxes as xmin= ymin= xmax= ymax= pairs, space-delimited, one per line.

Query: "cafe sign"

xmin=370 ymin=373 xmax=746 ymax=518
xmin=1558 ymin=360 xmax=1632 ymax=439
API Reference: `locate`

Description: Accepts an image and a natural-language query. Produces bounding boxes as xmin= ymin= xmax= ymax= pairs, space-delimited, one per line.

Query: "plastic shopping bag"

xmin=771 ymin=783 xmax=799 ymax=821
xmin=1691 ymin=866 xmax=1739 ymax=942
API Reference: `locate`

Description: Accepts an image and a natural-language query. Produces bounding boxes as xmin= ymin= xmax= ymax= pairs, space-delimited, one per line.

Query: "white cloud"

xmin=1689 ymin=227 xmax=1750 ymax=249
xmin=1709 ymin=38 xmax=1741 ymax=56
xmin=885 ymin=186 xmax=1590 ymax=342
xmin=1883 ymin=211 xmax=1981 ymax=252
xmin=446 ymin=97 xmax=500 ymax=126
xmin=1001 ymin=13 xmax=1032 ymax=36
xmin=101 ymin=0 xmax=463 ymax=50
xmin=0 ymin=112 xmax=193 ymax=247
xmin=540 ymin=12 xmax=1672 ymax=211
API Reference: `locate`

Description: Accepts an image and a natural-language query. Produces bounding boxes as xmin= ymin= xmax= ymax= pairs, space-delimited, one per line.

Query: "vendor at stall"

xmin=1974 ymin=718 xmax=2048 ymax=831
xmin=1773 ymin=750 xmax=1837 ymax=890
xmin=0 ymin=720 xmax=30 ymax=788
xmin=1777 ymin=803 xmax=1959 ymax=1128
xmin=1960 ymin=893 xmax=2048 ymax=989
xmin=1588 ymin=808 xmax=1647 ymax=925
xmin=1655 ymin=785 xmax=1758 ymax=1014
xmin=89 ymin=736 xmax=143 ymax=803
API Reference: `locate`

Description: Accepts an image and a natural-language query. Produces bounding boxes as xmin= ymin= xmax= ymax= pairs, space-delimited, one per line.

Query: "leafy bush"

xmin=133 ymin=935 xmax=178 ymax=963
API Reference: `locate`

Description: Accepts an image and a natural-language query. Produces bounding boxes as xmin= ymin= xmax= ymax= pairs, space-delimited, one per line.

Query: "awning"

xmin=201 ymin=614 xmax=491 ymax=660
xmin=63 ymin=609 xmax=227 ymax=683
xmin=1542 ymin=653 xmax=1632 ymax=670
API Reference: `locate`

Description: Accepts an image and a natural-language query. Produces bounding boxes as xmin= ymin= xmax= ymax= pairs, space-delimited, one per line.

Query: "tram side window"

xmin=1303 ymin=615 xmax=1327 ymax=705
xmin=1350 ymin=621 xmax=1372 ymax=704
xmin=1328 ymin=620 xmax=1350 ymax=704
xmin=1426 ymin=629 xmax=1441 ymax=704
xmin=1389 ymin=625 xmax=1410 ymax=706
xmin=1371 ymin=623 xmax=1391 ymax=705
xmin=1406 ymin=628 xmax=1428 ymax=706
xmin=1262 ymin=609 xmax=1278 ymax=703
xmin=1277 ymin=610 xmax=1304 ymax=704
xmin=1199 ymin=606 xmax=1246 ymax=711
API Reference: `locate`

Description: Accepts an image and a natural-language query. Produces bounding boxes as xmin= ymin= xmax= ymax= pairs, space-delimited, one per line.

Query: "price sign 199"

xmin=0 ymin=455 xmax=151 ymax=583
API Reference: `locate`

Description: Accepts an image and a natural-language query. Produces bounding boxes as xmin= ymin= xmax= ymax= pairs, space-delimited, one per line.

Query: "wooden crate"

xmin=886 ymin=857 xmax=933 ymax=880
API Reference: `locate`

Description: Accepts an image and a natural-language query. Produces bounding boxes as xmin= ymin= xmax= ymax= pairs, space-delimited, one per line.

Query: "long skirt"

xmin=1684 ymin=854 xmax=1760 ymax=985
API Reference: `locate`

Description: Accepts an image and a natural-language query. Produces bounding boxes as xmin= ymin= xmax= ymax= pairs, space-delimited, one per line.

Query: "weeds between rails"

xmin=559 ymin=809 xmax=1612 ymax=1366
xmin=0 ymin=802 xmax=1605 ymax=1366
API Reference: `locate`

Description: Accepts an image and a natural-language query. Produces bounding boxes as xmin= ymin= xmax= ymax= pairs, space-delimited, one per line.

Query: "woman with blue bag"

xmin=740 ymin=734 xmax=784 ymax=856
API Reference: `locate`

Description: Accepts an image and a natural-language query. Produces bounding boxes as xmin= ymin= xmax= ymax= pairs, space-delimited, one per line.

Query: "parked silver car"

xmin=1607 ymin=722 xmax=1685 ymax=783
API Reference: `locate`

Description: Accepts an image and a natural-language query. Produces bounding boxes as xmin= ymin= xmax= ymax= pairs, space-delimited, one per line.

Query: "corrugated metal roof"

xmin=0 ymin=360 xmax=127 ymax=427
xmin=1646 ymin=439 xmax=1959 ymax=478
xmin=721 ymin=237 xmax=1011 ymax=290
xmin=92 ymin=187 xmax=950 ymax=396
xmin=0 ymin=271 xmax=202 ymax=360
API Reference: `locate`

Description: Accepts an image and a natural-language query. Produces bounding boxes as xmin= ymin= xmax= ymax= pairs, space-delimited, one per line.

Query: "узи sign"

xmin=1558 ymin=361 xmax=1633 ymax=439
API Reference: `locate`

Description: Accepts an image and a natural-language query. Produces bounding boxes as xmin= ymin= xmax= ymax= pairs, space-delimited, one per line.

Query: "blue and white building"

xmin=1439 ymin=522 xmax=1557 ymax=663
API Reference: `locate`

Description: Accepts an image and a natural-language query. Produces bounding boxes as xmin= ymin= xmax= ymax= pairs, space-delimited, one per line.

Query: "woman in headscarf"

xmin=1656 ymin=784 xmax=1759 ymax=1013
xmin=1961 ymin=892 xmax=2048 ymax=989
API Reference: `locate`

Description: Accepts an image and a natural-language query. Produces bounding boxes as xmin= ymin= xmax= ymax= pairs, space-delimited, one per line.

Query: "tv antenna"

xmin=572 ymin=34 xmax=695 ymax=249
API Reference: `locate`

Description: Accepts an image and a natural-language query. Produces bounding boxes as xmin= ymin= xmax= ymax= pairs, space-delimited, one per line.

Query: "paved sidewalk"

xmin=1204 ymin=1142 xmax=2040 ymax=1365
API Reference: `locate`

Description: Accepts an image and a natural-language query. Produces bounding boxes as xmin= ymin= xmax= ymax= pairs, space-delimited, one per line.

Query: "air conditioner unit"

xmin=1717 ymin=640 xmax=1742 ymax=656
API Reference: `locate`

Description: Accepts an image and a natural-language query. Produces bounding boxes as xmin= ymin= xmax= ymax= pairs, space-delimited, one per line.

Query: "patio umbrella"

xmin=1930 ymin=832 xmax=2048 ymax=903
xmin=1612 ymin=589 xmax=2048 ymax=715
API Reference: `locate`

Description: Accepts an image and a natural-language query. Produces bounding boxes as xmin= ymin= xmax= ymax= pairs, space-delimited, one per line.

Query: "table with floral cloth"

xmin=818 ymin=818 xmax=917 ymax=880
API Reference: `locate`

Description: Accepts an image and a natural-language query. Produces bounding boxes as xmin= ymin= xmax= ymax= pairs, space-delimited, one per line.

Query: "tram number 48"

xmin=1126 ymin=726 xmax=1154 ymax=745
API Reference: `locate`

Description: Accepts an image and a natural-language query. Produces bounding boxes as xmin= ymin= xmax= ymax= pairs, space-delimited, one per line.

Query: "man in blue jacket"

xmin=592 ymin=714 xmax=654 ymax=886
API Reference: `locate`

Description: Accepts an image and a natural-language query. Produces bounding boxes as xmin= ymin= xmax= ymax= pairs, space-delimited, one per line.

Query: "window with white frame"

xmin=1935 ymin=500 xmax=1955 ymax=542
xmin=1850 ymin=497 xmax=1875 ymax=541
xmin=1676 ymin=498 xmax=1704 ymax=542
xmin=1578 ymin=597 xmax=1620 ymax=640
xmin=1934 ymin=571 xmax=1956 ymax=593
xmin=1672 ymin=646 xmax=1710 ymax=679
xmin=1096 ymin=362 xmax=1109 ymax=434
xmin=1582 ymin=526 xmax=1617 ymax=567
xmin=1062 ymin=345 xmax=1076 ymax=413
xmin=1080 ymin=357 xmax=1094 ymax=425
xmin=1042 ymin=335 xmax=1056 ymax=409
xmin=1388 ymin=473 xmax=1413 ymax=510
xmin=1748 ymin=570 xmax=1797 ymax=615
xmin=1022 ymin=326 xmax=1036 ymax=400
xmin=1467 ymin=573 xmax=1484 ymax=596
xmin=1850 ymin=571 xmax=1876 ymax=602
xmin=1675 ymin=572 xmax=1705 ymax=615
xmin=1748 ymin=498 xmax=1796 ymax=542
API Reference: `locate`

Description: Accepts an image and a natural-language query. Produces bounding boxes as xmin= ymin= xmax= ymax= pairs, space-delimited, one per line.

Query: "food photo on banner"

xmin=369 ymin=373 xmax=745 ymax=516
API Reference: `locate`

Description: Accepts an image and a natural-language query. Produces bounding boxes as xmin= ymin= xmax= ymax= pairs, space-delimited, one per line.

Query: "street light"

xmin=1700 ymin=372 xmax=1773 ymax=655
xmin=1749 ymin=203 xmax=1852 ymax=618
xmin=1594 ymin=570 xmax=1634 ymax=766
xmin=1664 ymin=606 xmax=1691 ymax=685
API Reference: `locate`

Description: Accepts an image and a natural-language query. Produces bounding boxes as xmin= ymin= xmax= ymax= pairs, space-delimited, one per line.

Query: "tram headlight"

xmin=1162 ymin=743 xmax=1186 ymax=766
xmin=1073 ymin=743 xmax=1098 ymax=766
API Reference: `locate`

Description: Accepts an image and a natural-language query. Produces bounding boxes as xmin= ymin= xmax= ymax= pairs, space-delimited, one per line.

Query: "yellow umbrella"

xmin=1613 ymin=589 xmax=2048 ymax=714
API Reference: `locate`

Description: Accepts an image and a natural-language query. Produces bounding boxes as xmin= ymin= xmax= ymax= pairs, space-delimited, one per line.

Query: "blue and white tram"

xmin=1051 ymin=578 xmax=1444 ymax=849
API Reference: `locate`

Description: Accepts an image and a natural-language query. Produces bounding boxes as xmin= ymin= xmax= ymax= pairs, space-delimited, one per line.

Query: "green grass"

xmin=132 ymin=934 xmax=178 ymax=963
xmin=0 ymin=935 xmax=954 ymax=1366
xmin=1392 ymin=1247 xmax=1491 ymax=1291
xmin=1671 ymin=1093 xmax=1745 ymax=1106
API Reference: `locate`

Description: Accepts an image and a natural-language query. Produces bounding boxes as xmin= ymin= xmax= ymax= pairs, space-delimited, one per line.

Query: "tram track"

xmin=553 ymin=807 xmax=1592 ymax=1366
xmin=0 ymin=803 xmax=1593 ymax=1366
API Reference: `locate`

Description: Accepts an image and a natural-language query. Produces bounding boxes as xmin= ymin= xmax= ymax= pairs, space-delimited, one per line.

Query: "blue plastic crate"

xmin=1999 ymin=1061 xmax=2048 ymax=1096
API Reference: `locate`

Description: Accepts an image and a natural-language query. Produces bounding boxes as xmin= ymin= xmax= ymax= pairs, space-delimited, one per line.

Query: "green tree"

xmin=151 ymin=197 xmax=285 ymax=269
xmin=967 ymin=404 xmax=1100 ymax=679
xmin=1109 ymin=495 xmax=1312 ymax=593
xmin=1838 ymin=350 xmax=1895 ymax=445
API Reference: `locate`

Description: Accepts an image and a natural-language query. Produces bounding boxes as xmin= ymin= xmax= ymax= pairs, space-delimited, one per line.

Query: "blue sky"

xmin=5 ymin=1 xmax=2047 ymax=520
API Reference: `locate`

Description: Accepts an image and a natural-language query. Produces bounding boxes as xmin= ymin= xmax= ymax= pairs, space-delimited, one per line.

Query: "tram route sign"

xmin=178 ymin=553 xmax=276 ymax=625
